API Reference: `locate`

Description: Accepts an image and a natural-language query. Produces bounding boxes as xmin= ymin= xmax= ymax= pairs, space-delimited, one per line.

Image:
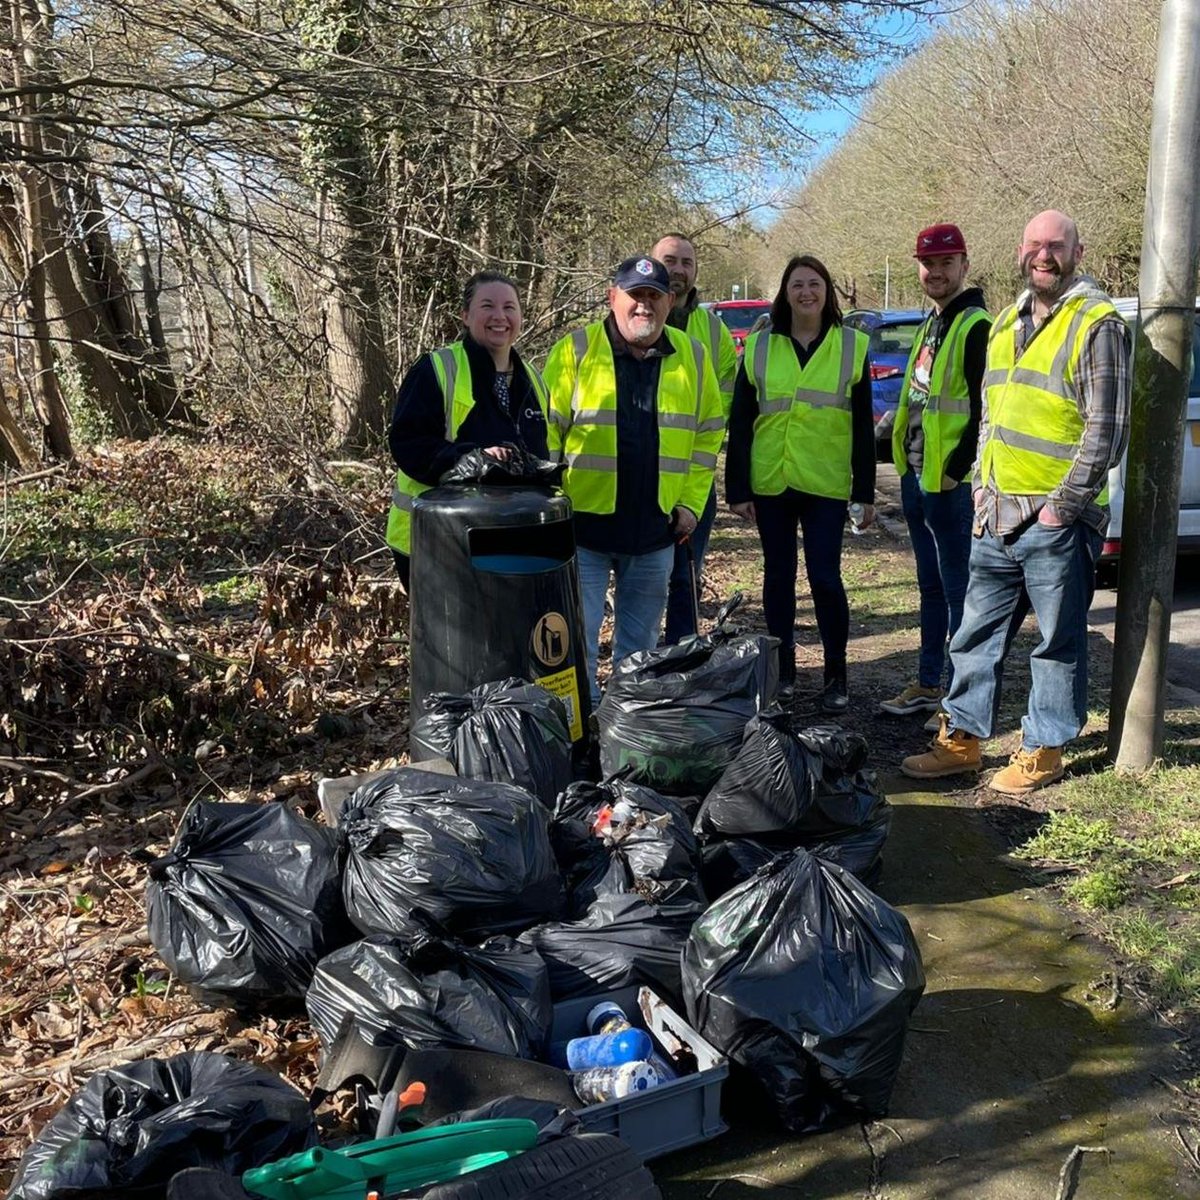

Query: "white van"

xmin=1101 ymin=298 xmax=1200 ymax=564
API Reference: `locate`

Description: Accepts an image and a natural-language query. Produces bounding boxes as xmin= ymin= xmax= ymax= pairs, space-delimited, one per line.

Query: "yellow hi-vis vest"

xmin=744 ymin=325 xmax=869 ymax=500
xmin=893 ymin=306 xmax=990 ymax=490
xmin=542 ymin=322 xmax=725 ymax=519
xmin=981 ymin=293 xmax=1118 ymax=502
xmin=685 ymin=306 xmax=738 ymax=414
xmin=385 ymin=341 xmax=550 ymax=554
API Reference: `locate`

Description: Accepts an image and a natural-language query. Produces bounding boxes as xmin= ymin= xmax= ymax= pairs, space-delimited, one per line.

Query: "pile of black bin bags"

xmin=4 ymin=668 xmax=930 ymax=1196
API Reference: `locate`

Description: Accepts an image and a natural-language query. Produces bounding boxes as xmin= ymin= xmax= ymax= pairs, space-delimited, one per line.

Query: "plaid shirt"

xmin=972 ymin=277 xmax=1131 ymax=535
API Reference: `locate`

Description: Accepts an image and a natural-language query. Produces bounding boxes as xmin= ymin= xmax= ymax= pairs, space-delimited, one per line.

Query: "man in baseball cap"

xmin=880 ymin=223 xmax=991 ymax=728
xmin=543 ymin=254 xmax=724 ymax=709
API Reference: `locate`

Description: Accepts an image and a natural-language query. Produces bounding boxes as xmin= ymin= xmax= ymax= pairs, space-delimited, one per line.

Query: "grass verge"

xmin=1015 ymin=736 xmax=1200 ymax=1018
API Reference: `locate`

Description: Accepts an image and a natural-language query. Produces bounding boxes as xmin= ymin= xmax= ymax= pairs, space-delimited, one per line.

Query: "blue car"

xmin=844 ymin=308 xmax=927 ymax=460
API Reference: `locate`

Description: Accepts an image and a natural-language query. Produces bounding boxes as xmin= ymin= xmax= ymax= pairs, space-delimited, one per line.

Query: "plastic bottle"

xmin=566 ymin=1027 xmax=653 ymax=1070
xmin=848 ymin=501 xmax=866 ymax=536
xmin=586 ymin=1001 xmax=633 ymax=1037
xmin=571 ymin=1061 xmax=660 ymax=1104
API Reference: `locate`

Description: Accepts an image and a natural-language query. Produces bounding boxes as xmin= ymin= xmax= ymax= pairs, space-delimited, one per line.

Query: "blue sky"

xmin=730 ymin=6 xmax=946 ymax=228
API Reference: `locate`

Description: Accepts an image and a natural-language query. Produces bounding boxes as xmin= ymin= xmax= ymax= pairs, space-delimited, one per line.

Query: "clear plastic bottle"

xmin=570 ymin=1061 xmax=660 ymax=1104
xmin=848 ymin=502 xmax=866 ymax=536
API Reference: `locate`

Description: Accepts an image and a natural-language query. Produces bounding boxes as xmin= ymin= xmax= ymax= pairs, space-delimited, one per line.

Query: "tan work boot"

xmin=989 ymin=745 xmax=1063 ymax=794
xmin=900 ymin=715 xmax=982 ymax=779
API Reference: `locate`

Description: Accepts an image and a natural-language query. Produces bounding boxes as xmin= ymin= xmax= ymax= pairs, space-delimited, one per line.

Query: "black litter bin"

xmin=409 ymin=485 xmax=590 ymax=757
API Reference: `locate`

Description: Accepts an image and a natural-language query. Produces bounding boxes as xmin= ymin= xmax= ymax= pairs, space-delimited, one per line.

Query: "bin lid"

xmin=414 ymin=485 xmax=572 ymax=527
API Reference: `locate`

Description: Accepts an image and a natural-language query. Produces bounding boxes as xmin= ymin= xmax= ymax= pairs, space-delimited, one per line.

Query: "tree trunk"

xmin=0 ymin=378 xmax=38 ymax=468
xmin=6 ymin=0 xmax=71 ymax=460
xmin=2 ymin=0 xmax=193 ymax=441
xmin=319 ymin=202 xmax=392 ymax=452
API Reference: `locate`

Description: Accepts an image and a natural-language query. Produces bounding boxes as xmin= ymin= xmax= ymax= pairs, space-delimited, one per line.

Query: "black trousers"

xmin=753 ymin=489 xmax=849 ymax=682
xmin=391 ymin=550 xmax=410 ymax=591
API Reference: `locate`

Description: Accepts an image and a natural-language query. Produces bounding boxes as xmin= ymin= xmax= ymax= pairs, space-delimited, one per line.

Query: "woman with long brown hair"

xmin=726 ymin=254 xmax=876 ymax=711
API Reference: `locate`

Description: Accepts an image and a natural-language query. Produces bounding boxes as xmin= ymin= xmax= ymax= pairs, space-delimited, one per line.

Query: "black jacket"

xmin=388 ymin=334 xmax=548 ymax=486
xmin=725 ymin=321 xmax=875 ymax=506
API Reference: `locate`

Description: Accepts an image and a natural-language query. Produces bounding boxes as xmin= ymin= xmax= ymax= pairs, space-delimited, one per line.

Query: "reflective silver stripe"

xmin=758 ymin=397 xmax=791 ymax=415
xmin=391 ymin=487 xmax=413 ymax=511
xmin=1007 ymin=365 xmax=1059 ymax=390
xmin=432 ymin=346 xmax=459 ymax=436
xmin=691 ymin=336 xmax=706 ymax=411
xmin=1050 ymin=305 xmax=1092 ymax=384
xmin=720 ymin=381 xmax=735 ymax=396
xmin=794 ymin=387 xmax=849 ymax=410
xmin=691 ymin=450 xmax=718 ymax=469
xmin=837 ymin=326 xmax=857 ymax=396
xmin=697 ymin=416 xmax=726 ymax=433
xmin=659 ymin=456 xmax=691 ymax=474
xmin=568 ymin=327 xmax=590 ymax=417
xmin=752 ymin=333 xmax=770 ymax=410
xmin=659 ymin=411 xmax=697 ymax=430
xmin=548 ymin=408 xmax=571 ymax=431
xmin=992 ymin=427 xmax=1075 ymax=460
xmin=565 ymin=451 xmax=617 ymax=470
xmin=986 ymin=364 xmax=1059 ymax=392
xmin=707 ymin=309 xmax=722 ymax=359
xmin=528 ymin=364 xmax=550 ymax=411
xmin=934 ymin=396 xmax=972 ymax=415
xmin=573 ymin=407 xmax=619 ymax=426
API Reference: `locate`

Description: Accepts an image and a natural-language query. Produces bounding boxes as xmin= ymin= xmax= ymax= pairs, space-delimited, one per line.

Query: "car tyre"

xmin=419 ymin=1133 xmax=661 ymax=1200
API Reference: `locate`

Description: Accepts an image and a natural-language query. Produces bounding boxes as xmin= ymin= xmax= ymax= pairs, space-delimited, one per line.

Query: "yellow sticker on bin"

xmin=535 ymin=665 xmax=583 ymax=741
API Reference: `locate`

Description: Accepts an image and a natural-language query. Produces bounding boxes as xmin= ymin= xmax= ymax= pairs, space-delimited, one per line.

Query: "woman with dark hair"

xmin=725 ymin=254 xmax=876 ymax=711
xmin=385 ymin=270 xmax=550 ymax=588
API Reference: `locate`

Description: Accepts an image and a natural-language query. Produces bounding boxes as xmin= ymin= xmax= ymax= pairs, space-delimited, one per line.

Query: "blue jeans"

xmin=577 ymin=544 xmax=675 ymax=706
xmin=944 ymin=519 xmax=1101 ymax=749
xmin=664 ymin=486 xmax=718 ymax=643
xmin=900 ymin=472 xmax=973 ymax=689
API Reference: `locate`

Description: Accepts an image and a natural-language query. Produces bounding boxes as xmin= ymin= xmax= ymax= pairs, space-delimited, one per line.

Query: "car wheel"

xmin=419 ymin=1133 xmax=661 ymax=1200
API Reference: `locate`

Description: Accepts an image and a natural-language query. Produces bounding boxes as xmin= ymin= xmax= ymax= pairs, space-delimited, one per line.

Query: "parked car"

xmin=843 ymin=309 xmax=927 ymax=459
xmin=1101 ymin=298 xmax=1200 ymax=569
xmin=702 ymin=299 xmax=773 ymax=354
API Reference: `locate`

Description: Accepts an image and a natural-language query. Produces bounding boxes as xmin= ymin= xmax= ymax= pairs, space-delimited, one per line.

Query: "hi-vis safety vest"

xmin=743 ymin=325 xmax=869 ymax=500
xmin=892 ymin=306 xmax=990 ymax=491
xmin=685 ymin=306 xmax=738 ymax=413
xmin=385 ymin=341 xmax=549 ymax=554
xmin=542 ymin=322 xmax=725 ymax=520
xmin=981 ymin=293 xmax=1119 ymax=502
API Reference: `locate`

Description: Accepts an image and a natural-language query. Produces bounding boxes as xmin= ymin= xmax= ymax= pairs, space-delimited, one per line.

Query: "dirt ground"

xmin=1 ymin=443 xmax=1196 ymax=1191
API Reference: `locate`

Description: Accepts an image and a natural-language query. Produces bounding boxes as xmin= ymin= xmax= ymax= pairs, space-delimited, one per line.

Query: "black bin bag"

xmin=698 ymin=837 xmax=780 ymax=901
xmin=519 ymin=880 xmax=705 ymax=1007
xmin=696 ymin=715 xmax=892 ymax=885
xmin=409 ymin=678 xmax=573 ymax=807
xmin=146 ymin=801 xmax=349 ymax=1004
xmin=305 ymin=930 xmax=552 ymax=1058
xmin=7 ymin=1051 xmax=316 ymax=1200
xmin=551 ymin=779 xmax=705 ymax=916
xmin=682 ymin=849 xmax=925 ymax=1133
xmin=597 ymin=608 xmax=779 ymax=796
xmin=340 ymin=767 xmax=564 ymax=939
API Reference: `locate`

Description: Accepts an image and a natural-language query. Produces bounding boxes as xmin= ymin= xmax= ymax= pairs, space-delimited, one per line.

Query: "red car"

xmin=703 ymin=299 xmax=773 ymax=354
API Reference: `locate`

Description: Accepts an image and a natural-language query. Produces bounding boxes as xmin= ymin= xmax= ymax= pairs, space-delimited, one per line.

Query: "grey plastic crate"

xmin=549 ymin=985 xmax=728 ymax=1160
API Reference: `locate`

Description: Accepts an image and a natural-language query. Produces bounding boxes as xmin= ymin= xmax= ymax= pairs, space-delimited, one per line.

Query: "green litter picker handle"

xmin=242 ymin=1119 xmax=538 ymax=1200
